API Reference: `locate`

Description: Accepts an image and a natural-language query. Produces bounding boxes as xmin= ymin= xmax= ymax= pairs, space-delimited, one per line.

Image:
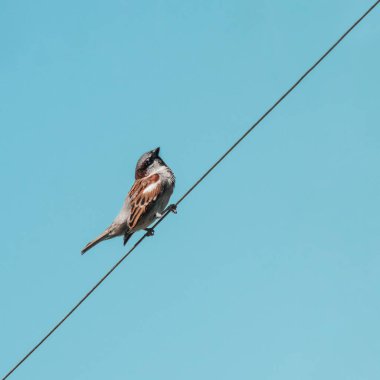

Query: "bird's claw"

xmin=167 ymin=204 xmax=177 ymax=214
xmin=145 ymin=228 xmax=155 ymax=237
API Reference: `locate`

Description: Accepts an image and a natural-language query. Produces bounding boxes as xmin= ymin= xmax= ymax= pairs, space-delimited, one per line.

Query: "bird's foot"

xmin=145 ymin=228 xmax=155 ymax=237
xmin=166 ymin=204 xmax=177 ymax=214
xmin=155 ymin=212 xmax=163 ymax=219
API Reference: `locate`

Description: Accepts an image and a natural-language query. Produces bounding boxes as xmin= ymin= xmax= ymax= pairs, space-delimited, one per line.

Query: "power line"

xmin=2 ymin=1 xmax=379 ymax=379
xmin=175 ymin=1 xmax=380 ymax=207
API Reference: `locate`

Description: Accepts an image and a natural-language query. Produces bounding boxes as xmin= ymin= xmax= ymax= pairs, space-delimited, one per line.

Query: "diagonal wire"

xmin=2 ymin=1 xmax=379 ymax=379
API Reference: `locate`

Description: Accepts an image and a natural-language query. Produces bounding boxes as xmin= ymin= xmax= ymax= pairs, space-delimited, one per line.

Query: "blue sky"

xmin=0 ymin=0 xmax=379 ymax=379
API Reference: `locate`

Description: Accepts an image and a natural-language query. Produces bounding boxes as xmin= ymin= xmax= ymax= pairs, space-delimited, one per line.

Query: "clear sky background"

xmin=0 ymin=1 xmax=379 ymax=379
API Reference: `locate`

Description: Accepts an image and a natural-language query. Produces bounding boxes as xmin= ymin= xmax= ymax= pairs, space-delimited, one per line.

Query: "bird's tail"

xmin=81 ymin=227 xmax=113 ymax=255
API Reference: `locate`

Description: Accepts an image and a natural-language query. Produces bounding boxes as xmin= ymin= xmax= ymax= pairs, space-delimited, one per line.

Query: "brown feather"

xmin=81 ymin=227 xmax=112 ymax=254
xmin=126 ymin=174 xmax=161 ymax=231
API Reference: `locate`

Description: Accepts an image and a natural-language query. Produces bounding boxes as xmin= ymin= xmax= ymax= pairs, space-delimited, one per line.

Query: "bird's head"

xmin=135 ymin=147 xmax=167 ymax=179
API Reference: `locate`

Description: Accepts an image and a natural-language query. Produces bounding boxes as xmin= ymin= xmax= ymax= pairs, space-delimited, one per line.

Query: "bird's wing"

xmin=126 ymin=173 xmax=161 ymax=230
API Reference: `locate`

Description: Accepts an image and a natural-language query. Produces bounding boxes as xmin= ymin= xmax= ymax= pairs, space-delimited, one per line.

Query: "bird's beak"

xmin=153 ymin=147 xmax=160 ymax=157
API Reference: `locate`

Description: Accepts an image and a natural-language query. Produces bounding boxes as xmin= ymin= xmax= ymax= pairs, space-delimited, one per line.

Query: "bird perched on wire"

xmin=81 ymin=147 xmax=176 ymax=254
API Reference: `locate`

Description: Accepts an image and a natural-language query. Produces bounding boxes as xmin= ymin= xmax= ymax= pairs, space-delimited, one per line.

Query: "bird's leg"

xmin=166 ymin=204 xmax=177 ymax=214
xmin=157 ymin=204 xmax=177 ymax=218
xmin=145 ymin=228 xmax=155 ymax=237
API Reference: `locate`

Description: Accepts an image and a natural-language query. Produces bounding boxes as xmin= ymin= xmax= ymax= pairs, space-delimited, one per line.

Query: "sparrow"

xmin=81 ymin=147 xmax=176 ymax=254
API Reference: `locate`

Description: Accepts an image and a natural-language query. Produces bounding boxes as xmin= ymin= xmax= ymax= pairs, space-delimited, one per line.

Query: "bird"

xmin=81 ymin=147 xmax=176 ymax=254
